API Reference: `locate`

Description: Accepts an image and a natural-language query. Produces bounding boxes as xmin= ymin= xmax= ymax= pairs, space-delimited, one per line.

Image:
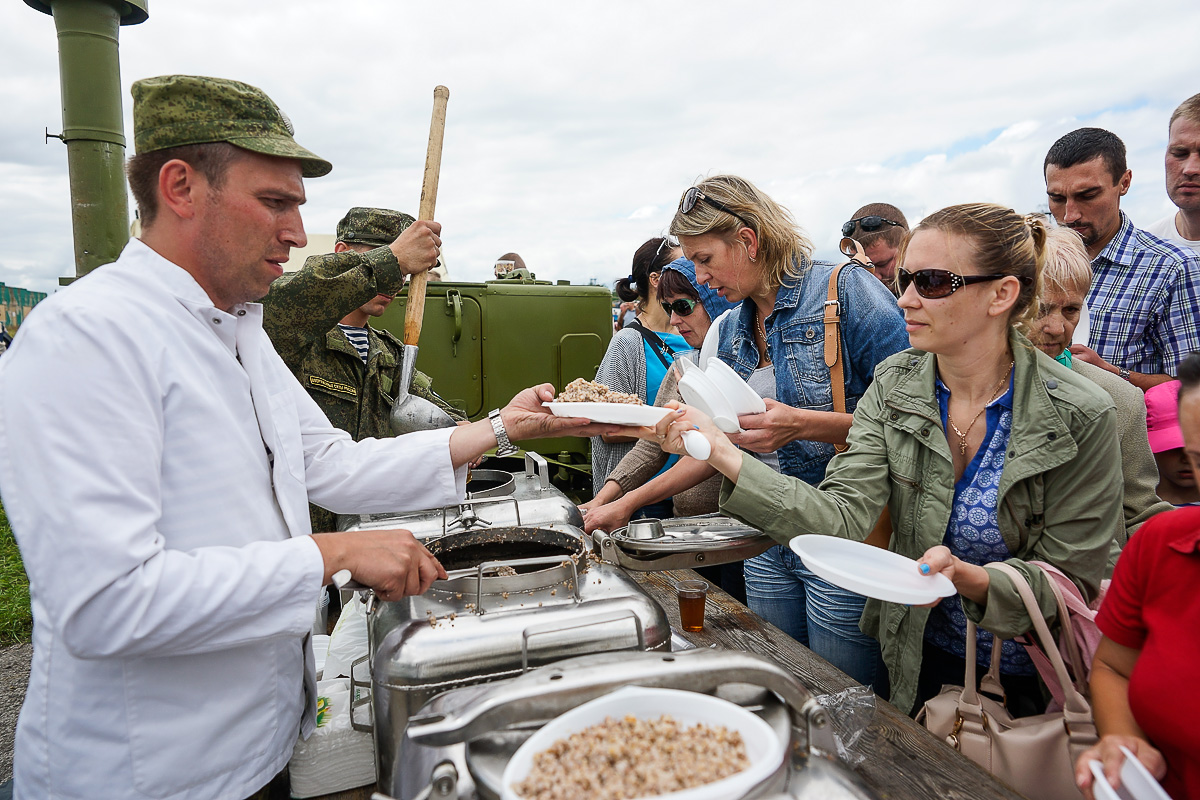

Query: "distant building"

xmin=1 ymin=283 xmax=47 ymax=330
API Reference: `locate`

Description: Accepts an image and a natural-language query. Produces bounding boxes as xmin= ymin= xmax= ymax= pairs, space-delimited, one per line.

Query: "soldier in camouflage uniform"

xmin=262 ymin=206 xmax=466 ymax=532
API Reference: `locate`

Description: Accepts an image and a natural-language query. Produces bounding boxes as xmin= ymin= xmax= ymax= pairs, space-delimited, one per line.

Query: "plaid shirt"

xmin=1087 ymin=212 xmax=1200 ymax=376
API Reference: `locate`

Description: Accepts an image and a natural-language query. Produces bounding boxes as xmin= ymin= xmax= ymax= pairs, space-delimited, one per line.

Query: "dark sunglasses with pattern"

xmin=897 ymin=267 xmax=1030 ymax=299
xmin=661 ymin=297 xmax=699 ymax=317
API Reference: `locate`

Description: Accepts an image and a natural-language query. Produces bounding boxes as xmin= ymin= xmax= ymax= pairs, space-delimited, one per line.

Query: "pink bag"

xmin=1023 ymin=561 xmax=1108 ymax=711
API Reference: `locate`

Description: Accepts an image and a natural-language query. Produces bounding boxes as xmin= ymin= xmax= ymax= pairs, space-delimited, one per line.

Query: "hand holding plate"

xmin=506 ymin=384 xmax=630 ymax=439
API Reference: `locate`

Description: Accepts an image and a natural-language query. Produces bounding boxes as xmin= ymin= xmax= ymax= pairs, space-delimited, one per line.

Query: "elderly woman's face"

xmin=679 ymin=232 xmax=760 ymax=303
xmin=1031 ymin=287 xmax=1085 ymax=358
xmin=660 ymin=291 xmax=712 ymax=349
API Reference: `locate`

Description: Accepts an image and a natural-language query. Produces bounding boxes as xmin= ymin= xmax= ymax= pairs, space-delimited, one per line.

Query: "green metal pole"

xmin=25 ymin=0 xmax=147 ymax=283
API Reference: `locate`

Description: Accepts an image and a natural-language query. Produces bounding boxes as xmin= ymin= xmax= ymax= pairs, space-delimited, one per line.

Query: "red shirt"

xmin=1097 ymin=506 xmax=1200 ymax=800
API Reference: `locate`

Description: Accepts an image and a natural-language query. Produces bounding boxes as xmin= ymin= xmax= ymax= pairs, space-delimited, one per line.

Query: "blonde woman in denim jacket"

xmin=655 ymin=203 xmax=1122 ymax=714
xmin=668 ymin=175 xmax=909 ymax=688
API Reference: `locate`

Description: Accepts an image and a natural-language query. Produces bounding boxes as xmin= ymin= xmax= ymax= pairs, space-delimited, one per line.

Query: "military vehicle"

xmin=25 ymin=0 xmax=611 ymax=496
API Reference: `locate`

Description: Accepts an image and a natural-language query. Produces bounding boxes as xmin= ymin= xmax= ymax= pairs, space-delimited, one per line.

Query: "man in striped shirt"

xmin=1044 ymin=127 xmax=1200 ymax=391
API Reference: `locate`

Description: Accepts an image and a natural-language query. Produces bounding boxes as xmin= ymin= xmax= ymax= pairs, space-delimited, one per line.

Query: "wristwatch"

xmin=488 ymin=408 xmax=519 ymax=457
xmin=1117 ymin=367 xmax=1131 ymax=381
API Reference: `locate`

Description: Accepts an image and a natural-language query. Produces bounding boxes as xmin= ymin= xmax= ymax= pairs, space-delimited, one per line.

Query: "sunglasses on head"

xmin=896 ymin=268 xmax=1027 ymax=299
xmin=841 ymin=215 xmax=904 ymax=237
xmin=661 ymin=297 xmax=699 ymax=317
xmin=680 ymin=187 xmax=752 ymax=228
xmin=654 ymin=235 xmax=680 ymax=261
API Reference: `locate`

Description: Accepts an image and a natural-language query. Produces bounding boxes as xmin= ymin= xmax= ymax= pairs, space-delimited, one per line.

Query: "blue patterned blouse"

xmin=924 ymin=376 xmax=1036 ymax=676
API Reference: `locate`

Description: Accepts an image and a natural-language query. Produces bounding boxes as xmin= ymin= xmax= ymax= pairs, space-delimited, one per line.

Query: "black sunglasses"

xmin=841 ymin=215 xmax=904 ymax=237
xmin=680 ymin=187 xmax=752 ymax=228
xmin=896 ymin=268 xmax=1016 ymax=299
xmin=661 ymin=297 xmax=699 ymax=317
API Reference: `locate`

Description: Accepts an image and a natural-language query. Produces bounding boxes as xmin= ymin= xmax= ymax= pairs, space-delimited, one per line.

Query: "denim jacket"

xmin=717 ymin=258 xmax=909 ymax=482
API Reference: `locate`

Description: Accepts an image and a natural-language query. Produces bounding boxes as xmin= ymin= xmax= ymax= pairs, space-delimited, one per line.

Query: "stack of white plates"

xmin=677 ymin=358 xmax=766 ymax=433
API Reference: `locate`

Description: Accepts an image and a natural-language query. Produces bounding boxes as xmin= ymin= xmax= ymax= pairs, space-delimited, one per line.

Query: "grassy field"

xmin=0 ymin=502 xmax=32 ymax=644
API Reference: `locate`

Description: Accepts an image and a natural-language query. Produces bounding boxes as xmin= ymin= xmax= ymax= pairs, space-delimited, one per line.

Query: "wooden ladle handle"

xmin=404 ymin=85 xmax=450 ymax=347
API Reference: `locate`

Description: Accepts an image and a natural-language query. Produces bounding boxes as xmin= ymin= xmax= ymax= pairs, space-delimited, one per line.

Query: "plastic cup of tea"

xmin=676 ymin=579 xmax=709 ymax=632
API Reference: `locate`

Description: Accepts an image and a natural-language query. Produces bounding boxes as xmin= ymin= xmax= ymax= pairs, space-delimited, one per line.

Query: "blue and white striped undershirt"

xmin=337 ymin=324 xmax=370 ymax=363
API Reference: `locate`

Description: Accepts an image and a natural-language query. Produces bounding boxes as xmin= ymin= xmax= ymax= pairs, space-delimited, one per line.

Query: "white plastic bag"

xmin=323 ymin=593 xmax=368 ymax=680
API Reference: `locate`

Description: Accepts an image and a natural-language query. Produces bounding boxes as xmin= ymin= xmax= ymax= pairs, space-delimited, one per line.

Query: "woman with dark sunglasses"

xmin=652 ymin=202 xmax=1123 ymax=716
xmin=591 ymin=236 xmax=688 ymax=497
xmin=667 ymin=175 xmax=910 ymax=689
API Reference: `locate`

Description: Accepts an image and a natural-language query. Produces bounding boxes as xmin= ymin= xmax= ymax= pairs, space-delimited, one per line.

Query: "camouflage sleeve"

xmin=410 ymin=369 xmax=468 ymax=422
xmin=261 ymin=247 xmax=406 ymax=364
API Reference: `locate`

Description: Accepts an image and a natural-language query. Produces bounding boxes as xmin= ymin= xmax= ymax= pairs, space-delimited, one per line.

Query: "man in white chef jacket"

xmin=0 ymin=75 xmax=616 ymax=800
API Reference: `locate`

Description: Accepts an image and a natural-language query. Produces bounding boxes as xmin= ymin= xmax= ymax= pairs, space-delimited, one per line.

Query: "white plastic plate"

xmin=678 ymin=369 xmax=740 ymax=433
xmin=789 ymin=535 xmax=956 ymax=605
xmin=501 ymin=685 xmax=784 ymax=800
xmin=1088 ymin=748 xmax=1171 ymax=800
xmin=705 ymin=357 xmax=766 ymax=415
xmin=543 ymin=402 xmax=672 ymax=427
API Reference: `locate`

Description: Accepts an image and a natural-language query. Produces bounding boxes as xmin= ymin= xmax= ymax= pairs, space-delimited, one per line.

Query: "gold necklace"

xmin=946 ymin=360 xmax=1014 ymax=456
xmin=756 ymin=307 xmax=771 ymax=365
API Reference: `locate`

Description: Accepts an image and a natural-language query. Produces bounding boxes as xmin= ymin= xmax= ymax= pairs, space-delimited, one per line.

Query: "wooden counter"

xmin=314 ymin=569 xmax=1026 ymax=800
xmin=631 ymin=569 xmax=1026 ymax=800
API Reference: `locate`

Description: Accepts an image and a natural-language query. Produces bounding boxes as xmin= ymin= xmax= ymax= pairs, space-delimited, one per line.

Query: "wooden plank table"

xmin=314 ymin=569 xmax=1026 ymax=800
xmin=632 ymin=569 xmax=1026 ymax=800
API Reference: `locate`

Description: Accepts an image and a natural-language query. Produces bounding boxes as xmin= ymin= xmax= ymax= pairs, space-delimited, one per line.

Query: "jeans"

xmin=745 ymin=545 xmax=886 ymax=690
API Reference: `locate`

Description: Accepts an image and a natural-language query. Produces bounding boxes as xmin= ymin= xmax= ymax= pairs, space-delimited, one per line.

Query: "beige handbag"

xmin=916 ymin=562 xmax=1097 ymax=800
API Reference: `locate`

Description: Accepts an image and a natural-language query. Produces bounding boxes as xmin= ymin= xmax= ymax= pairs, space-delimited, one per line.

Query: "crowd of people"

xmin=588 ymin=94 xmax=1200 ymax=799
xmin=0 ymin=64 xmax=1196 ymax=800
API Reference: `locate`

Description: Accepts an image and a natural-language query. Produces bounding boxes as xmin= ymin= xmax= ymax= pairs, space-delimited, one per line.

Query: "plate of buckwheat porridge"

xmin=501 ymin=685 xmax=783 ymax=800
xmin=545 ymin=378 xmax=676 ymax=427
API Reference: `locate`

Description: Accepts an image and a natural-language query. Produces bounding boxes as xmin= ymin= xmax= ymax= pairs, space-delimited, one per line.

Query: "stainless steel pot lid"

xmin=608 ymin=514 xmax=769 ymax=555
xmin=465 ymin=469 xmax=516 ymax=499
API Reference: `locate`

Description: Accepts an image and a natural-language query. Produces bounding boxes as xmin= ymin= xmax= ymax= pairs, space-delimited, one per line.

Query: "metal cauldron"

xmin=360 ymin=523 xmax=671 ymax=799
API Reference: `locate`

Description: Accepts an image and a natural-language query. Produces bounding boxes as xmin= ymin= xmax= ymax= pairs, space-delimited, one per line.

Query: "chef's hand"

xmin=729 ymin=399 xmax=804 ymax=452
xmin=502 ymin=384 xmax=633 ymax=440
xmin=1075 ymin=735 xmax=1167 ymax=800
xmin=390 ymin=220 xmax=443 ymax=278
xmin=312 ymin=529 xmax=447 ymax=601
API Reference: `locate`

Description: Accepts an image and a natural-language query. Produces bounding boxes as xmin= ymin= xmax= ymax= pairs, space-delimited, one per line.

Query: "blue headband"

xmin=660 ymin=257 xmax=738 ymax=321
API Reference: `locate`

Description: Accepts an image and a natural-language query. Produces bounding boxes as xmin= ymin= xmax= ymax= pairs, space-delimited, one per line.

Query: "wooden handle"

xmin=404 ymin=85 xmax=450 ymax=346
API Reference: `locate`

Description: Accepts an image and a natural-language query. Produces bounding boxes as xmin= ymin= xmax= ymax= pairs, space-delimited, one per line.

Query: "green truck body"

xmin=375 ymin=278 xmax=612 ymax=487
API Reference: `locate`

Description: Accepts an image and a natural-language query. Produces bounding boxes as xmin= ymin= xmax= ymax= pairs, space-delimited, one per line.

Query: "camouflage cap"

xmin=131 ymin=75 xmax=332 ymax=178
xmin=336 ymin=207 xmax=416 ymax=247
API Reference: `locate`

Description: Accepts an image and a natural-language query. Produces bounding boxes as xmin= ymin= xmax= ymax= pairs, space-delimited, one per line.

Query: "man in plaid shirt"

xmin=1044 ymin=127 xmax=1200 ymax=392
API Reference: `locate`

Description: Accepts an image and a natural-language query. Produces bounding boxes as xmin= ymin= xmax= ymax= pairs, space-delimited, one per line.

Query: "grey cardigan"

xmin=590 ymin=328 xmax=648 ymax=493
xmin=1071 ymin=359 xmax=1172 ymax=571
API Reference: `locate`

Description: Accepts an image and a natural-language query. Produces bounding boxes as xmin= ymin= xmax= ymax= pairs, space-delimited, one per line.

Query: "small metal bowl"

xmin=624 ymin=518 xmax=665 ymax=540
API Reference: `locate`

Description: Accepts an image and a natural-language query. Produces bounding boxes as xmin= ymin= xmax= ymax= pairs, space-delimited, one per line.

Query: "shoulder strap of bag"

xmin=984 ymin=563 xmax=1092 ymax=715
xmin=825 ymin=238 xmax=875 ymax=452
xmin=625 ymin=318 xmax=676 ymax=370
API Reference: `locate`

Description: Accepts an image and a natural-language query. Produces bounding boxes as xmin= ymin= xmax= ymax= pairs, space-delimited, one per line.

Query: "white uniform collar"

xmin=126 ymin=238 xmax=264 ymax=355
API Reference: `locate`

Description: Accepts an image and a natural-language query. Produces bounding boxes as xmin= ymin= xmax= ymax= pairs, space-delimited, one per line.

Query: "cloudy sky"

xmin=3 ymin=0 xmax=1198 ymax=297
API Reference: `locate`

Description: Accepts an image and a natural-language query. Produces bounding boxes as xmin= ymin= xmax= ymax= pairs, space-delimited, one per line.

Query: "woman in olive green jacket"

xmin=652 ymin=204 xmax=1123 ymax=714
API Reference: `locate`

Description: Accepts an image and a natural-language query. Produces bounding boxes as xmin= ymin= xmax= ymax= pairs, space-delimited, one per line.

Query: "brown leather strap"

xmin=824 ymin=265 xmax=847 ymax=449
xmin=826 ymin=238 xmax=876 ymax=453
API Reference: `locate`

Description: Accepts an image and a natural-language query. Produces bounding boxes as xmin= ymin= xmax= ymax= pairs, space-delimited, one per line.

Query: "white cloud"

xmin=3 ymin=0 xmax=1199 ymax=295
